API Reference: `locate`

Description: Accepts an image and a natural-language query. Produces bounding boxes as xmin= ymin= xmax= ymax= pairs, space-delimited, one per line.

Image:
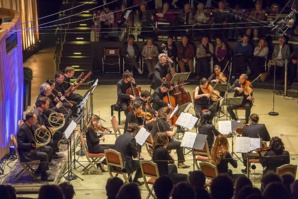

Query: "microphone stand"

xmin=269 ymin=63 xmax=279 ymax=116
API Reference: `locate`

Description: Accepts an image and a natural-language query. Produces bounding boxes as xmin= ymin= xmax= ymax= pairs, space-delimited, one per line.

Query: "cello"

xmin=126 ymin=80 xmax=141 ymax=111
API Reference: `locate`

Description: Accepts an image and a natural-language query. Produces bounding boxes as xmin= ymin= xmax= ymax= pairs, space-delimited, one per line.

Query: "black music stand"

xmin=221 ymin=97 xmax=243 ymax=120
xmin=63 ymin=120 xmax=83 ymax=181
xmin=211 ymin=83 xmax=230 ymax=118
xmin=171 ymin=72 xmax=191 ymax=83
xmin=173 ymin=102 xmax=193 ymax=140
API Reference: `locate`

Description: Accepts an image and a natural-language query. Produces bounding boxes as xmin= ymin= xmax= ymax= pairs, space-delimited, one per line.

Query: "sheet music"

xmin=135 ymin=127 xmax=150 ymax=146
xmin=64 ymin=120 xmax=77 ymax=139
xmin=218 ymin=121 xmax=232 ymax=135
xmin=169 ymin=105 xmax=179 ymax=119
xmin=193 ymin=134 xmax=208 ymax=150
xmin=181 ymin=132 xmax=197 ymax=148
xmin=236 ymin=137 xmax=261 ymax=153
xmin=175 ymin=112 xmax=198 ymax=130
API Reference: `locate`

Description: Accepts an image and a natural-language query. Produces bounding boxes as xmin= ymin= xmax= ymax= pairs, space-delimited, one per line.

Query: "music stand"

xmin=63 ymin=120 xmax=83 ymax=181
xmin=221 ymin=97 xmax=243 ymax=106
xmin=173 ymin=102 xmax=194 ymax=140
xmin=211 ymin=83 xmax=230 ymax=118
xmin=171 ymin=72 xmax=191 ymax=83
xmin=89 ymin=79 xmax=98 ymax=115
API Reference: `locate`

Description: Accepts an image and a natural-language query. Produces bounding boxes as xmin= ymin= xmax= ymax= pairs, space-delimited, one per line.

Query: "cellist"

xmin=116 ymin=70 xmax=137 ymax=115
xmin=194 ymin=78 xmax=218 ymax=120
xmin=152 ymin=82 xmax=173 ymax=111
xmin=151 ymin=53 xmax=173 ymax=90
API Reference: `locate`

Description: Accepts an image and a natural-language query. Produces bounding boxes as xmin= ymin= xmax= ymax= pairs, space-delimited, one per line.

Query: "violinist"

xmin=116 ymin=70 xmax=136 ymax=115
xmin=152 ymin=82 xmax=172 ymax=111
xmin=86 ymin=115 xmax=114 ymax=171
xmin=63 ymin=66 xmax=83 ymax=104
xmin=259 ymin=136 xmax=290 ymax=174
xmin=208 ymin=65 xmax=227 ymax=97
xmin=151 ymin=53 xmax=172 ymax=90
xmin=133 ymin=90 xmax=157 ymax=117
xmin=193 ymin=78 xmax=218 ymax=120
xmin=227 ymin=73 xmax=253 ymax=124
xmin=241 ymin=113 xmax=271 ymax=174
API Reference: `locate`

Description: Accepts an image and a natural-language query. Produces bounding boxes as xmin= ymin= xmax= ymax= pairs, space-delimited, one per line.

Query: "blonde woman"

xmin=211 ymin=135 xmax=237 ymax=176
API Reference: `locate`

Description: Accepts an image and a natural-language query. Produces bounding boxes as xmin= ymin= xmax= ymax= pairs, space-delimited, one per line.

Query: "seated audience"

xmin=153 ymin=176 xmax=174 ymax=199
xmin=106 ymin=177 xmax=124 ymax=199
xmin=210 ymin=174 xmax=234 ymax=199
xmin=236 ymin=186 xmax=262 ymax=199
xmin=260 ymin=171 xmax=282 ymax=192
xmin=214 ymin=37 xmax=229 ymax=72
xmin=116 ymin=183 xmax=141 ymax=199
xmin=246 ymin=2 xmax=267 ymax=40
xmin=178 ymin=3 xmax=193 ymax=25
xmin=177 ymin=35 xmax=195 ymax=73
xmin=188 ymin=170 xmax=210 ymax=199
xmin=234 ymin=175 xmax=252 ymax=198
xmin=286 ymin=54 xmax=297 ymax=86
xmin=210 ymin=1 xmax=229 ymax=39
xmin=172 ymin=182 xmax=195 ymax=199
xmin=196 ymin=36 xmax=214 ymax=79
xmin=38 ymin=185 xmax=64 ymax=199
xmin=58 ymin=182 xmax=75 ymax=199
xmin=263 ymin=182 xmax=290 ymax=199
xmin=281 ymin=173 xmax=295 ymax=195
xmin=193 ymin=3 xmax=210 ymax=26
xmin=142 ymin=37 xmax=159 ymax=73
xmin=138 ymin=4 xmax=154 ymax=38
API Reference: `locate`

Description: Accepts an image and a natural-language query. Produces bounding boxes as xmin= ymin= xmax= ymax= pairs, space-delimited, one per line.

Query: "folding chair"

xmin=111 ymin=116 xmax=122 ymax=139
xmin=102 ymin=48 xmax=121 ymax=73
xmin=11 ymin=135 xmax=40 ymax=181
xmin=79 ymin=133 xmax=105 ymax=174
xmin=145 ymin=134 xmax=154 ymax=157
xmin=276 ymin=164 xmax=297 ymax=177
xmin=140 ymin=160 xmax=160 ymax=199
xmin=199 ymin=162 xmax=218 ymax=187
xmin=105 ymin=149 xmax=132 ymax=183
xmin=193 ymin=142 xmax=211 ymax=170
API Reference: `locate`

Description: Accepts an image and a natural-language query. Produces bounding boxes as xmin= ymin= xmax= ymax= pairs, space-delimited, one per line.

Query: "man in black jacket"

xmin=114 ymin=123 xmax=143 ymax=185
xmin=152 ymin=82 xmax=172 ymax=111
xmin=116 ymin=70 xmax=137 ymax=115
xmin=151 ymin=53 xmax=172 ymax=90
xmin=17 ymin=112 xmax=53 ymax=181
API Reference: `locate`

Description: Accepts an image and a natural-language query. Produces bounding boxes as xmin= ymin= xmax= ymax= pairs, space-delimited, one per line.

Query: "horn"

xmin=48 ymin=111 xmax=66 ymax=135
xmin=34 ymin=127 xmax=52 ymax=148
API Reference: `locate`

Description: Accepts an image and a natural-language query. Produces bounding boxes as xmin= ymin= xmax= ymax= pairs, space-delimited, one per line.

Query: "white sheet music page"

xmin=181 ymin=132 xmax=196 ymax=148
xmin=175 ymin=112 xmax=198 ymax=130
xmin=64 ymin=120 xmax=77 ymax=139
xmin=169 ymin=105 xmax=179 ymax=119
xmin=235 ymin=137 xmax=251 ymax=153
xmin=135 ymin=127 xmax=150 ymax=146
xmin=218 ymin=121 xmax=232 ymax=135
xmin=250 ymin=138 xmax=261 ymax=151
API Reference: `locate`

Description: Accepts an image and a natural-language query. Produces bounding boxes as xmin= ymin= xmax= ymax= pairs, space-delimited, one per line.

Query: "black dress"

xmin=260 ymin=150 xmax=290 ymax=174
xmin=86 ymin=127 xmax=114 ymax=153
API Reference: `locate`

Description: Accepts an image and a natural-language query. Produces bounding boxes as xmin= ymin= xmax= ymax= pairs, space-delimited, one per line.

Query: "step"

xmin=65 ymin=32 xmax=91 ymax=42
xmin=62 ymin=50 xmax=92 ymax=57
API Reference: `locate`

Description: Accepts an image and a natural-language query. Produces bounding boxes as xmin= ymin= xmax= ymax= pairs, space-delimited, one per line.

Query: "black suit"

xmin=242 ymin=123 xmax=271 ymax=141
xmin=198 ymin=124 xmax=221 ymax=152
xmin=114 ymin=132 xmax=142 ymax=181
xmin=17 ymin=123 xmax=52 ymax=176
xmin=152 ymin=87 xmax=168 ymax=111
xmin=151 ymin=62 xmax=169 ymax=90
xmin=86 ymin=127 xmax=114 ymax=153
xmin=116 ymin=79 xmax=136 ymax=115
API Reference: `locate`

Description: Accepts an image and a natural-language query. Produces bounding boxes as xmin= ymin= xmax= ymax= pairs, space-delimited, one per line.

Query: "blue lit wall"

xmin=0 ymin=14 xmax=23 ymax=158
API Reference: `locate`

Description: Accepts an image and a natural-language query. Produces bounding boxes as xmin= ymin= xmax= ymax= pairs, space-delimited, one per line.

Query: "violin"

xmin=98 ymin=125 xmax=112 ymax=133
xmin=201 ymin=84 xmax=222 ymax=101
xmin=136 ymin=111 xmax=153 ymax=121
xmin=240 ymin=81 xmax=254 ymax=102
xmin=215 ymin=72 xmax=227 ymax=84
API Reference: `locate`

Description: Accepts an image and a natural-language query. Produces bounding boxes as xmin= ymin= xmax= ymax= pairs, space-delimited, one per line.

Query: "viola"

xmin=201 ymin=84 xmax=222 ymax=101
xmin=96 ymin=125 xmax=112 ymax=133
xmin=215 ymin=72 xmax=227 ymax=84
xmin=136 ymin=111 xmax=153 ymax=121
xmin=240 ymin=81 xmax=254 ymax=103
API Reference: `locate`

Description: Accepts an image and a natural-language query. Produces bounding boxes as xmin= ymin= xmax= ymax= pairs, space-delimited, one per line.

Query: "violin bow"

xmin=250 ymin=74 xmax=263 ymax=85
xmin=217 ymin=60 xmax=230 ymax=84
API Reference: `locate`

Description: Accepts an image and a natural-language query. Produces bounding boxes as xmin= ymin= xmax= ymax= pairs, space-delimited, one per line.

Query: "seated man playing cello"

xmin=193 ymin=78 xmax=219 ymax=120
xmin=227 ymin=73 xmax=253 ymax=124
xmin=116 ymin=70 xmax=137 ymax=115
xmin=152 ymin=82 xmax=173 ymax=111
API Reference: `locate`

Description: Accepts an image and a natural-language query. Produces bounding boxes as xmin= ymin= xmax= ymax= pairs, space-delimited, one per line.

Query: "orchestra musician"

xmin=151 ymin=53 xmax=172 ymax=90
xmin=208 ymin=65 xmax=227 ymax=85
xmin=116 ymin=70 xmax=137 ymax=115
xmin=241 ymin=113 xmax=271 ymax=174
xmin=152 ymin=82 xmax=172 ymax=111
xmin=54 ymin=71 xmax=79 ymax=111
xmin=34 ymin=97 xmax=62 ymax=157
xmin=133 ymin=90 xmax=157 ymax=118
xmin=17 ymin=112 xmax=54 ymax=181
xmin=114 ymin=123 xmax=144 ymax=186
xmin=86 ymin=115 xmax=114 ymax=172
xmin=151 ymin=107 xmax=190 ymax=169
xmin=259 ymin=136 xmax=290 ymax=174
xmin=227 ymin=73 xmax=253 ymax=124
xmin=62 ymin=66 xmax=83 ymax=103
xmin=193 ymin=78 xmax=218 ymax=120
xmin=198 ymin=110 xmax=221 ymax=152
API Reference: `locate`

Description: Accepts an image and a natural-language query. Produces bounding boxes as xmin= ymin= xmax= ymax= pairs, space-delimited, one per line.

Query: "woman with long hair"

xmin=211 ymin=135 xmax=237 ymax=176
xmin=86 ymin=115 xmax=114 ymax=171
xmin=260 ymin=136 xmax=290 ymax=174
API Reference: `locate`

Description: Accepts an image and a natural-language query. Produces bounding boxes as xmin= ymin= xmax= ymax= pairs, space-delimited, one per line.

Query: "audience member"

xmin=260 ymin=171 xmax=282 ymax=192
xmin=142 ymin=37 xmax=159 ymax=73
xmin=263 ymin=182 xmax=290 ymax=199
xmin=116 ymin=183 xmax=141 ymax=199
xmin=5 ymin=185 xmax=16 ymax=199
xmin=236 ymin=186 xmax=262 ymax=199
xmin=210 ymin=1 xmax=229 ymax=39
xmin=178 ymin=35 xmax=195 ymax=73
xmin=246 ymin=2 xmax=267 ymax=40
xmin=153 ymin=176 xmax=174 ymax=199
xmin=196 ymin=37 xmax=214 ymax=79
xmin=291 ymin=180 xmax=298 ymax=199
xmin=178 ymin=3 xmax=193 ymax=25
xmin=106 ymin=177 xmax=124 ymax=199
xmin=234 ymin=175 xmax=252 ymax=198
xmin=38 ymin=185 xmax=64 ymax=199
xmin=0 ymin=185 xmax=12 ymax=199
xmin=214 ymin=37 xmax=229 ymax=72
xmin=188 ymin=170 xmax=210 ymax=199
xmin=59 ymin=182 xmax=75 ymax=199
xmin=138 ymin=4 xmax=154 ymax=38
xmin=281 ymin=173 xmax=295 ymax=194
xmin=172 ymin=182 xmax=195 ymax=199
xmin=287 ymin=54 xmax=298 ymax=86
xmin=210 ymin=174 xmax=234 ymax=199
